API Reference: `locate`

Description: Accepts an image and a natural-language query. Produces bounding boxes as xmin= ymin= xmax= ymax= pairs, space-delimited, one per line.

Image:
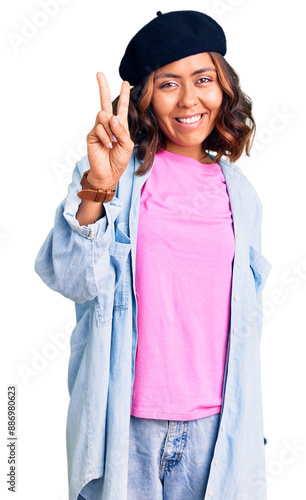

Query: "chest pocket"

xmin=112 ymin=221 xmax=132 ymax=310
xmin=95 ymin=222 xmax=132 ymax=327
xmin=109 ymin=229 xmax=131 ymax=310
xmin=249 ymin=245 xmax=272 ymax=294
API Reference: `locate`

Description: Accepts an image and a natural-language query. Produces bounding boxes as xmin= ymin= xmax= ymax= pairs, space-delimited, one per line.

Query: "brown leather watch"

xmin=77 ymin=170 xmax=117 ymax=203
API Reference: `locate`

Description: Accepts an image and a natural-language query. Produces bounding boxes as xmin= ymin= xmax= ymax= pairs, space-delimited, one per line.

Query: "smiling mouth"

xmin=175 ymin=114 xmax=204 ymax=124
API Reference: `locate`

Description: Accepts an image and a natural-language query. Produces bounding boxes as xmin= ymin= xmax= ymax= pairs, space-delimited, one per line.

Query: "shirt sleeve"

xmin=34 ymin=155 xmax=124 ymax=303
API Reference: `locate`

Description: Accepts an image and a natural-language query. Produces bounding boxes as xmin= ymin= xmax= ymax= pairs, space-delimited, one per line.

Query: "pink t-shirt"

xmin=131 ymin=149 xmax=235 ymax=421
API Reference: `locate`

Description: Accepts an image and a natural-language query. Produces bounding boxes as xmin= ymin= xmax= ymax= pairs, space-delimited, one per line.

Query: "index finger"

xmin=117 ymin=80 xmax=131 ymax=129
xmin=96 ymin=72 xmax=112 ymax=116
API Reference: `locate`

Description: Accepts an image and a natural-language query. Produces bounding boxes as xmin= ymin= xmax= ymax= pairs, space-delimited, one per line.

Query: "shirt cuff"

xmin=63 ymin=185 xmax=123 ymax=240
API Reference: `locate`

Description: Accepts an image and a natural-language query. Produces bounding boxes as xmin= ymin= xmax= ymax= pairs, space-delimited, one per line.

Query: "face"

xmin=151 ymin=52 xmax=223 ymax=160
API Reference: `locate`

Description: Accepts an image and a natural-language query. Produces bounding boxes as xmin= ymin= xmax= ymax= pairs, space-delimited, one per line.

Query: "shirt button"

xmin=234 ymin=295 xmax=239 ymax=301
xmin=214 ymin=460 xmax=219 ymax=466
xmin=221 ymin=426 xmax=225 ymax=432
xmin=225 ymin=396 xmax=228 ymax=401
xmin=133 ymin=219 xmax=137 ymax=226
xmin=236 ymin=233 xmax=242 ymax=239
xmin=233 ymin=328 xmax=237 ymax=333
xmin=237 ymin=262 xmax=242 ymax=268
xmin=229 ymin=361 xmax=232 ymax=365
xmin=208 ymin=490 xmax=213 ymax=496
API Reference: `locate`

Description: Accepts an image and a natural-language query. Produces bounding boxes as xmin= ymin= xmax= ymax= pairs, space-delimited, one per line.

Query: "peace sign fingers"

xmin=87 ymin=71 xmax=135 ymax=189
xmin=96 ymin=72 xmax=113 ymax=116
xmin=117 ymin=80 xmax=131 ymax=132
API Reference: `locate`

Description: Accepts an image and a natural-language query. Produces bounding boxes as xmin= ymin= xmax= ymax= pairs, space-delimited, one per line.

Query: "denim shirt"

xmin=35 ymin=149 xmax=272 ymax=500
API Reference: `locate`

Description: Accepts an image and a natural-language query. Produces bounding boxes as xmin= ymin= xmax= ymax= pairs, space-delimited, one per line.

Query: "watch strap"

xmin=77 ymin=170 xmax=117 ymax=203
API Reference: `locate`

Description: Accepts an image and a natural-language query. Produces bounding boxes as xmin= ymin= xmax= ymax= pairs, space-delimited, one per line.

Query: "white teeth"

xmin=177 ymin=114 xmax=202 ymax=124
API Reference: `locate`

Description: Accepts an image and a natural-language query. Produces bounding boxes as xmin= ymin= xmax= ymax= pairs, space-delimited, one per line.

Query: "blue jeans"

xmin=127 ymin=412 xmax=220 ymax=499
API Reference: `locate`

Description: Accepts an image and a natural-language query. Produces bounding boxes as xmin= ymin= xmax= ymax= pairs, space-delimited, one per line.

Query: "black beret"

xmin=119 ymin=10 xmax=227 ymax=86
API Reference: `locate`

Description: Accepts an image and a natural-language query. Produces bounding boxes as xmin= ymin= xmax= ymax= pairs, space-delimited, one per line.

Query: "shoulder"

xmin=218 ymin=155 xmax=263 ymax=211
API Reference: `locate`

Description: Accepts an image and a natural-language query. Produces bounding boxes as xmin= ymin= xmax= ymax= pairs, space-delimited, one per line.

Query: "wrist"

xmin=87 ymin=171 xmax=117 ymax=190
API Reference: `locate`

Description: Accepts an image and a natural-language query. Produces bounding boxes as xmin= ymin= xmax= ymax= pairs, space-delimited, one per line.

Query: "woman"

xmin=35 ymin=10 xmax=272 ymax=500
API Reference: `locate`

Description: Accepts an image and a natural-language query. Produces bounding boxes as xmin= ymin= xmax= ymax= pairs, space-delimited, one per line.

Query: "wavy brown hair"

xmin=112 ymin=52 xmax=256 ymax=176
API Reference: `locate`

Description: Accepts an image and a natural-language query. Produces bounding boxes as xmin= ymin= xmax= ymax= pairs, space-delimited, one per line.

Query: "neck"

xmin=164 ymin=141 xmax=215 ymax=164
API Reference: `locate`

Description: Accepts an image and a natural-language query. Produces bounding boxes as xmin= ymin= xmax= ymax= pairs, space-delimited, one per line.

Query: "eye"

xmin=197 ymin=77 xmax=212 ymax=84
xmin=160 ymin=82 xmax=177 ymax=89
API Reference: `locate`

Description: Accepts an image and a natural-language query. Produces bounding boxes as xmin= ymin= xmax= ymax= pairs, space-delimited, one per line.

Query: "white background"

xmin=1 ymin=0 xmax=305 ymax=499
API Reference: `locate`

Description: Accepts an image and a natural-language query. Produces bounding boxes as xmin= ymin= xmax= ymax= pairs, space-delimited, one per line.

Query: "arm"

xmin=34 ymin=155 xmax=124 ymax=303
xmin=246 ymin=181 xmax=272 ymax=341
xmin=247 ymin=185 xmax=272 ymax=293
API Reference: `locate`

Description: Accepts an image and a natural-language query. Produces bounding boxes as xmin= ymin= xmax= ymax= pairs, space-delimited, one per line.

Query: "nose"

xmin=178 ymin=83 xmax=198 ymax=108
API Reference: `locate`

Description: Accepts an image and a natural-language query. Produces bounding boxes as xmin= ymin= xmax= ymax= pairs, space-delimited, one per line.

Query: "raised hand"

xmin=86 ymin=72 xmax=134 ymax=188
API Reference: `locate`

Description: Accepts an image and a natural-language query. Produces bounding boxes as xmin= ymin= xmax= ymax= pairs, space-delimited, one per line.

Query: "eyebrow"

xmin=154 ymin=67 xmax=217 ymax=80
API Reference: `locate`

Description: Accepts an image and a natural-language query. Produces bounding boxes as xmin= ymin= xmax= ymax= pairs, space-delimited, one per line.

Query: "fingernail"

xmin=107 ymin=142 xmax=112 ymax=148
xmin=112 ymin=134 xmax=118 ymax=142
xmin=113 ymin=116 xmax=119 ymax=126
